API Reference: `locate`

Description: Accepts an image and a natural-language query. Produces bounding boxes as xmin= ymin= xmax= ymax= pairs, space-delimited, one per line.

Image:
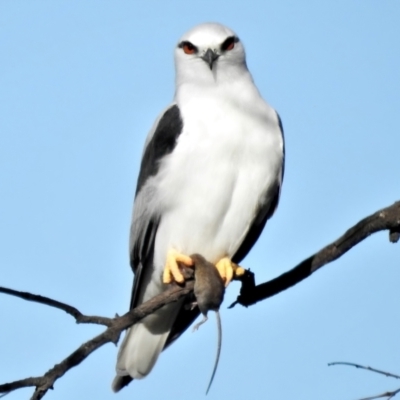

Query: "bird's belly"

xmin=152 ymin=118 xmax=281 ymax=271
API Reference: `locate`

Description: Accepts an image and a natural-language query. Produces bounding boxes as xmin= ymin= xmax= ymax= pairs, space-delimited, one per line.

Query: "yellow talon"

xmin=215 ymin=258 xmax=245 ymax=286
xmin=234 ymin=266 xmax=245 ymax=277
xmin=215 ymin=257 xmax=233 ymax=286
xmin=163 ymin=249 xmax=193 ymax=284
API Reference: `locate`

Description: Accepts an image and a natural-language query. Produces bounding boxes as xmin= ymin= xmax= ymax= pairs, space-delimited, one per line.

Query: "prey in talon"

xmin=191 ymin=254 xmax=225 ymax=394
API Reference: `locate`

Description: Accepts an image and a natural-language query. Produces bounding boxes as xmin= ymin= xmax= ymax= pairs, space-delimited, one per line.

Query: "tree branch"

xmin=328 ymin=362 xmax=400 ymax=380
xmin=358 ymin=389 xmax=400 ymax=400
xmin=230 ymin=201 xmax=400 ymax=308
xmin=0 ymin=281 xmax=194 ymax=400
xmin=0 ymin=287 xmax=113 ymax=327
xmin=328 ymin=362 xmax=400 ymax=400
xmin=0 ymin=200 xmax=399 ymax=398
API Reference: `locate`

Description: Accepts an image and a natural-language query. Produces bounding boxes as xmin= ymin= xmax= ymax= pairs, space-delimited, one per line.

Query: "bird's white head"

xmin=174 ymin=23 xmax=249 ymax=87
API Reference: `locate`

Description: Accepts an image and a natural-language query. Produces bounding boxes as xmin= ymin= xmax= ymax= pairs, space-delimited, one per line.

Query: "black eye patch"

xmin=178 ymin=41 xmax=198 ymax=54
xmin=221 ymin=36 xmax=239 ymax=51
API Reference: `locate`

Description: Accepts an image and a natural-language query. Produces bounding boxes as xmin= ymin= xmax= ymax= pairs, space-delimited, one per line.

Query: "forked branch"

xmin=1 ymin=201 xmax=399 ymax=399
xmin=329 ymin=362 xmax=400 ymax=400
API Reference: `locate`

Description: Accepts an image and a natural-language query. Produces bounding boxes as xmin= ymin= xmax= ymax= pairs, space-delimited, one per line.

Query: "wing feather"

xmin=128 ymin=104 xmax=183 ymax=305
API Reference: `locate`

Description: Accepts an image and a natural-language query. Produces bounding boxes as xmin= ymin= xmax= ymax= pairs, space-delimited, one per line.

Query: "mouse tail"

xmin=206 ymin=311 xmax=222 ymax=395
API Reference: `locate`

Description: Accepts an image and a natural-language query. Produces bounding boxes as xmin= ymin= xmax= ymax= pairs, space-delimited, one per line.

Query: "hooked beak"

xmin=201 ymin=49 xmax=219 ymax=70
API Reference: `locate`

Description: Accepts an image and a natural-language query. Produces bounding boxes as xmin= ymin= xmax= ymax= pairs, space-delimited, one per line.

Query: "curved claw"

xmin=215 ymin=257 xmax=244 ymax=286
xmin=163 ymin=249 xmax=193 ymax=284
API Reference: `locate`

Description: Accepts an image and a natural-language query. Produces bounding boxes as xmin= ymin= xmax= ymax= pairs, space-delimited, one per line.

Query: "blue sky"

xmin=1 ymin=1 xmax=399 ymax=399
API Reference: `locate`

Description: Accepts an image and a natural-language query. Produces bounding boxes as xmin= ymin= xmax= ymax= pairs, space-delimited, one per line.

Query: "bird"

xmin=112 ymin=22 xmax=285 ymax=392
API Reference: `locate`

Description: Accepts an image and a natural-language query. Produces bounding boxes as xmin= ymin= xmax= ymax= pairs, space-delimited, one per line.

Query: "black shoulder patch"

xmin=135 ymin=105 xmax=183 ymax=196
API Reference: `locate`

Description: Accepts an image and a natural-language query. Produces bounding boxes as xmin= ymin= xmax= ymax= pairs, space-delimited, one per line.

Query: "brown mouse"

xmin=191 ymin=254 xmax=225 ymax=395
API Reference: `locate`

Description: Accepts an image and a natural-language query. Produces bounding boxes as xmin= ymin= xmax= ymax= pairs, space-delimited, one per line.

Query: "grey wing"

xmin=129 ymin=104 xmax=183 ymax=308
xmin=125 ymin=102 xmax=198 ymax=363
xmin=233 ymin=111 xmax=285 ymax=264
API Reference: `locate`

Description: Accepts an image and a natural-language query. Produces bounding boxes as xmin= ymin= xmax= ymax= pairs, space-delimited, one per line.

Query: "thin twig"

xmin=357 ymin=387 xmax=400 ymax=400
xmin=329 ymin=362 xmax=400 ymax=400
xmin=328 ymin=362 xmax=400 ymax=380
xmin=0 ymin=286 xmax=113 ymax=327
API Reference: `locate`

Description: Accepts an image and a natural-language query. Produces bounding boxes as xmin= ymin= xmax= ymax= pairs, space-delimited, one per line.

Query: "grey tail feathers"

xmin=112 ymin=375 xmax=133 ymax=392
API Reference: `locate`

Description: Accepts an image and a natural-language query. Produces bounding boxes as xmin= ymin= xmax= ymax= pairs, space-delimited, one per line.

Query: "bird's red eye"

xmin=221 ymin=36 xmax=237 ymax=52
xmin=225 ymin=41 xmax=234 ymax=51
xmin=182 ymin=42 xmax=196 ymax=55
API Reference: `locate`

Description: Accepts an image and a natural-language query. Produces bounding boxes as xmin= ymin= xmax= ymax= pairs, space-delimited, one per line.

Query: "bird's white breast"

xmin=152 ymin=84 xmax=283 ymax=277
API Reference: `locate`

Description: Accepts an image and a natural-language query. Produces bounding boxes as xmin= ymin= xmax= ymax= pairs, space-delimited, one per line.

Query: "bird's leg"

xmin=192 ymin=314 xmax=208 ymax=332
xmin=163 ymin=249 xmax=194 ymax=284
xmin=215 ymin=257 xmax=245 ymax=287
